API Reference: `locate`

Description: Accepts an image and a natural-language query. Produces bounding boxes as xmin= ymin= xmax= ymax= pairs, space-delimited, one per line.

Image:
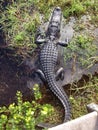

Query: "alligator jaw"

xmin=46 ymin=7 xmax=62 ymax=40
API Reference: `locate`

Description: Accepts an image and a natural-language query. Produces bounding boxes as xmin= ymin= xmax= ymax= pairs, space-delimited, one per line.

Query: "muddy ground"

xmin=0 ymin=48 xmax=57 ymax=107
xmin=0 ymin=47 xmax=98 ymax=107
xmin=0 ymin=14 xmax=98 ymax=111
xmin=0 ymin=48 xmax=34 ymax=106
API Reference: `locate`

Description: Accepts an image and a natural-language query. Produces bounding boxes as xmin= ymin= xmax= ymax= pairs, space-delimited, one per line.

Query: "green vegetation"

xmin=62 ymin=0 xmax=98 ymax=18
xmin=0 ymin=0 xmax=98 ymax=127
xmin=0 ymin=85 xmax=54 ymax=130
xmin=69 ymin=76 xmax=98 ymax=119
xmin=0 ymin=78 xmax=97 ymax=129
xmin=1 ymin=0 xmax=40 ymax=51
xmin=1 ymin=0 xmax=98 ymax=54
xmin=64 ymin=34 xmax=97 ymax=67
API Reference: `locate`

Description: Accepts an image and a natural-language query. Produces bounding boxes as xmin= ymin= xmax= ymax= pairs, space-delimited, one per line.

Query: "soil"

xmin=0 ymin=12 xmax=98 ymax=123
xmin=0 ymin=48 xmax=54 ymax=108
xmin=0 ymin=48 xmax=35 ymax=106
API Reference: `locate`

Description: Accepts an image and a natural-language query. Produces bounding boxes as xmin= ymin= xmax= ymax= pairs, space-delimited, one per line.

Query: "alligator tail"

xmin=47 ymin=74 xmax=71 ymax=122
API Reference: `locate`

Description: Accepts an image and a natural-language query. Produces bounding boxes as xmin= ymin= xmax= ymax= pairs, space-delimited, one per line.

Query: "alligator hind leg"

xmin=55 ymin=67 xmax=64 ymax=81
xmin=36 ymin=69 xmax=46 ymax=82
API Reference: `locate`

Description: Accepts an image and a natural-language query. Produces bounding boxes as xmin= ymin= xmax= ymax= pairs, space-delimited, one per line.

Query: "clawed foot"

xmin=58 ymin=37 xmax=69 ymax=47
xmin=35 ymin=27 xmax=46 ymax=44
xmin=55 ymin=67 xmax=64 ymax=81
xmin=35 ymin=69 xmax=46 ymax=82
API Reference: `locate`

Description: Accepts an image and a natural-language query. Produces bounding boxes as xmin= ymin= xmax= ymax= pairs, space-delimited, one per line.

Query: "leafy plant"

xmin=0 ymin=86 xmax=54 ymax=130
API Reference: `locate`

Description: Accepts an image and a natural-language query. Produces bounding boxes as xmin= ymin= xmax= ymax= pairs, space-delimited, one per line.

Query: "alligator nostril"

xmin=55 ymin=7 xmax=61 ymax=11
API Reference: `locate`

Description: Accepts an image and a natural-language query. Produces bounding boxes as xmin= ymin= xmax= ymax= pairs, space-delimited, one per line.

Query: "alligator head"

xmin=46 ymin=7 xmax=62 ymax=40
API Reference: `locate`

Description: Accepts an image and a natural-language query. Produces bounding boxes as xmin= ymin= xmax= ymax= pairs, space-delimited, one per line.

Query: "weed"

xmin=1 ymin=0 xmax=40 ymax=52
xmin=64 ymin=34 xmax=97 ymax=67
xmin=0 ymin=88 xmax=54 ymax=130
xmin=0 ymin=0 xmax=98 ymax=124
xmin=70 ymin=76 xmax=98 ymax=119
xmin=63 ymin=1 xmax=86 ymax=18
xmin=1 ymin=0 xmax=98 ymax=54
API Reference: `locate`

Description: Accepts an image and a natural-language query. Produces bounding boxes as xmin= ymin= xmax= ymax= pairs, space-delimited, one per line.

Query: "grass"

xmin=64 ymin=34 xmax=97 ymax=67
xmin=69 ymin=75 xmax=98 ymax=119
xmin=0 ymin=0 xmax=98 ymax=125
xmin=1 ymin=0 xmax=40 ymax=52
xmin=1 ymin=0 xmax=98 ymax=54
xmin=63 ymin=0 xmax=98 ymax=17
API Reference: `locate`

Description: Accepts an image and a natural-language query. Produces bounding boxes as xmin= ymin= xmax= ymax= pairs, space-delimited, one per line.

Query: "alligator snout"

xmin=53 ymin=7 xmax=62 ymax=21
xmin=55 ymin=7 xmax=61 ymax=11
xmin=54 ymin=6 xmax=61 ymax=14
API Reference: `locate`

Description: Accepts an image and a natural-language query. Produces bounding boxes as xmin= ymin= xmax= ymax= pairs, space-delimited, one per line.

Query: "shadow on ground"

xmin=0 ymin=49 xmax=35 ymax=106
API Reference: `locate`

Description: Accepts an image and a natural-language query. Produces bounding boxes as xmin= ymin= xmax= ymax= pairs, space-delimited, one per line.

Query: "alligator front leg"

xmin=55 ymin=67 xmax=64 ymax=81
xmin=58 ymin=37 xmax=69 ymax=47
xmin=35 ymin=27 xmax=46 ymax=44
xmin=35 ymin=69 xmax=46 ymax=82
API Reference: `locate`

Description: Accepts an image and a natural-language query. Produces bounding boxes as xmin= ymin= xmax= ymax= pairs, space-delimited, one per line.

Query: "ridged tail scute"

xmin=46 ymin=73 xmax=71 ymax=122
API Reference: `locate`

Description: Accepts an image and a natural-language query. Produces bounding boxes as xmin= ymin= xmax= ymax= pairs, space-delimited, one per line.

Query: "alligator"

xmin=35 ymin=7 xmax=71 ymax=123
